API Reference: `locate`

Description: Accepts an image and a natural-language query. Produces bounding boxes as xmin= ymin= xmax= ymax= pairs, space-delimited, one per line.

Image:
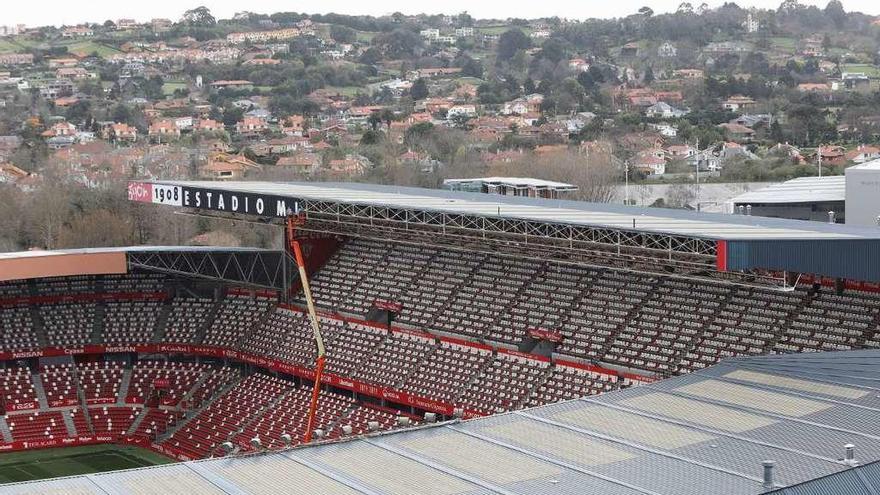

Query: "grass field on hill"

xmin=63 ymin=40 xmax=121 ymax=58
xmin=0 ymin=445 xmax=173 ymax=484
xmin=162 ymin=81 xmax=189 ymax=96
xmin=843 ymin=64 xmax=880 ymax=78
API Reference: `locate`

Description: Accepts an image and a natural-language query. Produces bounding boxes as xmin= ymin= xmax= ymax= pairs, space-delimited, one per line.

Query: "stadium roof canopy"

xmin=130 ymin=181 xmax=880 ymax=283
xmin=139 ymin=180 xmax=879 ymax=241
xmin=0 ymin=246 xmax=291 ymax=290
xmin=731 ymin=176 xmax=845 ymax=206
xmin=7 ymin=350 xmax=880 ymax=495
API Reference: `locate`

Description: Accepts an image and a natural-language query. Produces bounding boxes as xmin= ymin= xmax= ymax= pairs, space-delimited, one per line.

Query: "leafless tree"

xmin=22 ymin=184 xmax=72 ymax=250
xmin=666 ymin=183 xmax=697 ymax=208
xmin=486 ymin=150 xmax=619 ymax=203
xmin=57 ymin=209 xmax=136 ymax=248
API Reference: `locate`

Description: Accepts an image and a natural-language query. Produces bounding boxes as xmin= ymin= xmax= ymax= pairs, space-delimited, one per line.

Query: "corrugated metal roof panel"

xmin=4 ymin=350 xmax=880 ymax=495
xmin=767 ymin=463 xmax=876 ymax=495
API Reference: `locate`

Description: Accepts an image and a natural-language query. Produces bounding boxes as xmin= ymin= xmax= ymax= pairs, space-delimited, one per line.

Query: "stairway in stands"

xmin=594 ymin=274 xmax=664 ymax=363
xmin=193 ymin=299 xmax=223 ymax=345
xmin=517 ymin=365 xmax=555 ymax=409
xmin=0 ymin=416 xmax=13 ymax=443
xmin=125 ymin=407 xmax=149 ymax=435
xmin=156 ymin=377 xmax=242 ymax=443
xmin=233 ymin=305 xmax=275 ymax=349
xmin=483 ymin=262 xmax=550 ymax=345
xmin=61 ymin=409 xmax=78 ymax=437
xmin=451 ymin=349 xmax=497 ymax=405
xmin=28 ymin=306 xmax=48 ymax=348
xmin=73 ymin=367 xmax=95 ymax=435
xmin=31 ymin=371 xmax=49 ymax=410
xmin=90 ymin=303 xmax=106 ymax=345
xmin=423 ymin=252 xmax=487 ymax=330
xmin=764 ymin=288 xmax=812 ymax=354
xmin=150 ymin=300 xmax=174 ymax=343
xmin=212 ymin=386 xmax=297 ymax=456
xmin=177 ymin=372 xmax=210 ymax=406
xmin=670 ymin=288 xmax=737 ymax=375
xmin=116 ymin=368 xmax=133 ymax=406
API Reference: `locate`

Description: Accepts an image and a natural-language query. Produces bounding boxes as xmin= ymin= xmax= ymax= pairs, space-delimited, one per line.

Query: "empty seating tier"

xmin=42 ymin=303 xmax=96 ymax=347
xmin=0 ymin=306 xmax=38 ymax=352
xmin=202 ymin=295 xmax=272 ymax=348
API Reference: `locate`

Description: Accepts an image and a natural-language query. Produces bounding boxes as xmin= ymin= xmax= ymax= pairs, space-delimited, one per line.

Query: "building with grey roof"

xmin=731 ymin=176 xmax=845 ymax=223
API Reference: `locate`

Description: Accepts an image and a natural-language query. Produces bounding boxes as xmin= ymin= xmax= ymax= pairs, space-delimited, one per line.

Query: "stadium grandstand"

xmin=2 ymin=180 xmax=880 ymax=493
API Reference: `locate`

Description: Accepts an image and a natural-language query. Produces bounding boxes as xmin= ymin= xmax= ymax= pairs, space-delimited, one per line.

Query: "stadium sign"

xmin=128 ymin=181 xmax=299 ymax=218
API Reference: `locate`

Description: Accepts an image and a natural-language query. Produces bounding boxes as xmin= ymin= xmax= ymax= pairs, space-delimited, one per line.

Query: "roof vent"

xmin=280 ymin=433 xmax=292 ymax=447
xmin=397 ymin=416 xmax=411 ymax=427
xmin=828 ymin=211 xmax=836 ymax=224
xmin=220 ymin=441 xmax=234 ymax=454
xmin=342 ymin=425 xmax=353 ymax=435
xmin=314 ymin=428 xmax=324 ymax=439
xmin=762 ymin=460 xmax=775 ymax=490
xmin=845 ymin=444 xmax=857 ymax=465
xmin=746 ymin=205 xmax=752 ymax=216
xmin=424 ymin=412 xmax=437 ymax=423
xmin=367 ymin=421 xmax=380 ymax=432
xmin=250 ymin=437 xmax=261 ymax=450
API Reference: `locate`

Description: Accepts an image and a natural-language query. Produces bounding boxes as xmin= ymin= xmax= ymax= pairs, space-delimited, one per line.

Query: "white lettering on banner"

xmin=12 ymin=350 xmax=42 ymax=358
xmin=159 ymin=186 xmax=302 ymax=219
xmin=105 ymin=346 xmax=135 ymax=353
xmin=127 ymin=182 xmax=152 ymax=202
xmin=152 ymin=184 xmax=182 ymax=206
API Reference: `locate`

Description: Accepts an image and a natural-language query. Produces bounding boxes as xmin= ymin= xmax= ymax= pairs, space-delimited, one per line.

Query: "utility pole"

xmin=818 ymin=147 xmax=822 ymax=177
xmin=624 ymin=160 xmax=630 ymax=206
xmin=694 ymin=139 xmax=701 ymax=211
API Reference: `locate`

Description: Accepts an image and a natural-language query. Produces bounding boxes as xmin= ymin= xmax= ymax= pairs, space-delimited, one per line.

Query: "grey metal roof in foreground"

xmin=150 ymin=180 xmax=880 ymax=241
xmin=767 ymin=459 xmax=880 ymax=495
xmin=5 ymin=350 xmax=880 ymax=495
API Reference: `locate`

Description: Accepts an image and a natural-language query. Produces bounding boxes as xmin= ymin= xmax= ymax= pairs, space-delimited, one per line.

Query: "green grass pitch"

xmin=0 ymin=445 xmax=173 ymax=483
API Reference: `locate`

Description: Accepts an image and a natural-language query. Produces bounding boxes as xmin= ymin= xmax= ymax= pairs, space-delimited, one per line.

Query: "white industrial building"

xmin=730 ymin=158 xmax=880 ymax=226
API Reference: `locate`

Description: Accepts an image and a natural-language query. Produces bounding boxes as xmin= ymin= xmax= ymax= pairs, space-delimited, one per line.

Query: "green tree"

xmin=643 ymin=66 xmax=655 ymax=85
xmin=823 ymin=0 xmax=846 ymax=29
xmin=367 ymin=112 xmax=382 ymax=131
xmin=410 ymin=78 xmax=429 ymax=100
xmin=770 ymin=120 xmax=784 ymax=143
xmin=330 ymin=25 xmax=357 ymax=43
xmin=182 ymin=6 xmax=216 ymax=27
xmin=360 ymin=129 xmax=382 ymax=145
xmin=497 ymin=29 xmax=531 ymax=62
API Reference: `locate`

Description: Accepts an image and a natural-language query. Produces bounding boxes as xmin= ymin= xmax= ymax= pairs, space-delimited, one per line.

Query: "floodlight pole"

xmin=286 ymin=213 xmax=326 ymax=444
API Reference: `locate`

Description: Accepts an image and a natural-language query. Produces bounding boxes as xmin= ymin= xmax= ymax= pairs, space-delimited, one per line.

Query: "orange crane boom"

xmin=286 ymin=214 xmax=326 ymax=444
